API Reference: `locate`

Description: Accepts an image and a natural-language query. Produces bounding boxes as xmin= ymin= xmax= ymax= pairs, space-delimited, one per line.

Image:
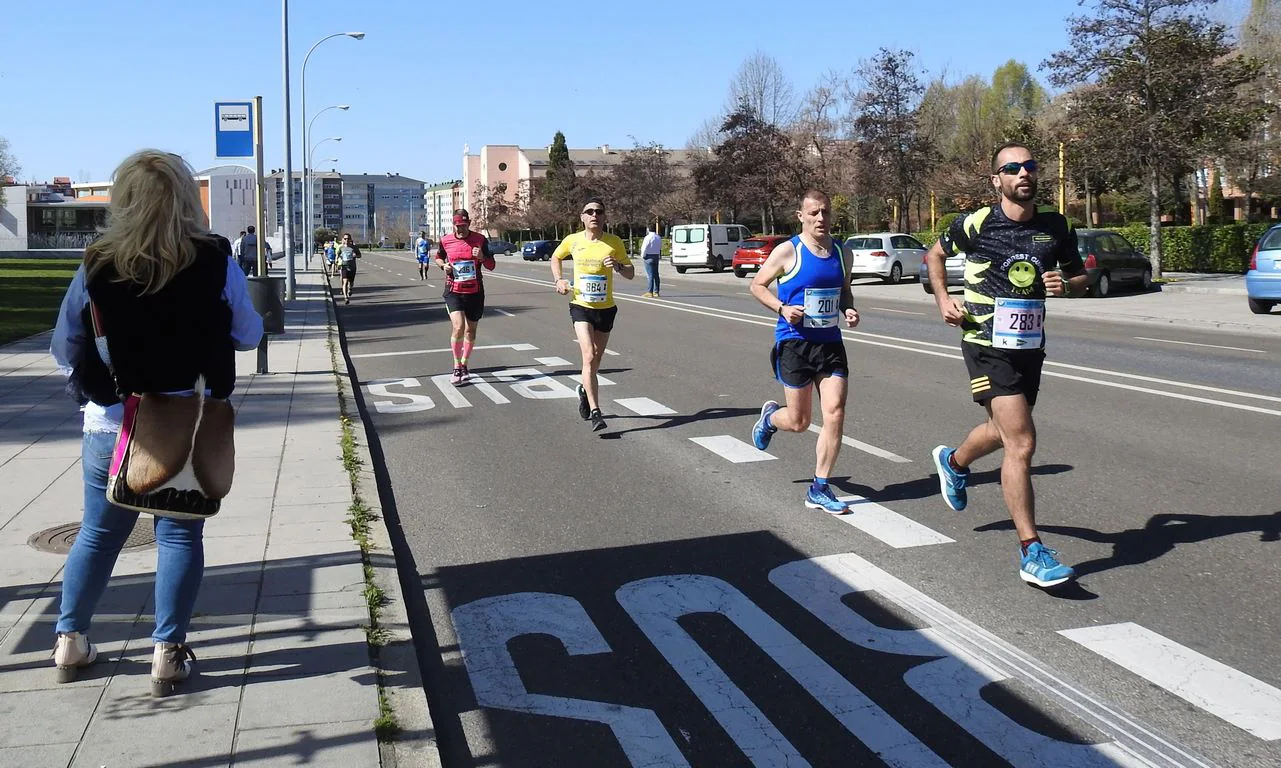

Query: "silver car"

xmin=919 ymin=249 xmax=964 ymax=294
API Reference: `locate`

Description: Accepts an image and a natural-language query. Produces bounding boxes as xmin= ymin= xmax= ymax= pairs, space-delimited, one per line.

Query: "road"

xmin=336 ymin=251 xmax=1281 ymax=768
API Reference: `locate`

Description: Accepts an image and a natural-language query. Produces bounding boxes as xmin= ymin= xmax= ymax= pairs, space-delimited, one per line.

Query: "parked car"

xmin=522 ymin=239 xmax=560 ymax=261
xmin=487 ymin=239 xmax=518 ymax=255
xmin=919 ymin=250 xmax=965 ymax=294
xmin=670 ymin=223 xmax=751 ymax=273
xmin=1246 ymin=223 xmax=1281 ymax=314
xmin=1077 ymin=229 xmax=1152 ymax=297
xmin=732 ymin=234 xmax=790 ymax=277
xmin=843 ymin=233 xmax=927 ymax=284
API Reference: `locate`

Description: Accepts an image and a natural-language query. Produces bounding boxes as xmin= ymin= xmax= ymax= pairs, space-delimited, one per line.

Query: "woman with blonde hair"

xmin=50 ymin=149 xmax=263 ymax=696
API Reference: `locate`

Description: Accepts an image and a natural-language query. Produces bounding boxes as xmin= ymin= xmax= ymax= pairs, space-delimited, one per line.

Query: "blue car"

xmin=521 ymin=239 xmax=560 ymax=261
xmin=1247 ymin=224 xmax=1281 ymax=315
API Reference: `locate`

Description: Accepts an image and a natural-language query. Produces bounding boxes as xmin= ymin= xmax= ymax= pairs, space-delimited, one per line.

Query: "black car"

xmin=522 ymin=239 xmax=560 ymax=261
xmin=1077 ymin=229 xmax=1153 ymax=297
xmin=487 ymin=239 xmax=518 ymax=255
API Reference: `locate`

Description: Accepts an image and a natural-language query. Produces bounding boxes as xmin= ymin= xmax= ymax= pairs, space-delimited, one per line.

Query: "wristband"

xmin=777 ymin=304 xmax=784 ymax=316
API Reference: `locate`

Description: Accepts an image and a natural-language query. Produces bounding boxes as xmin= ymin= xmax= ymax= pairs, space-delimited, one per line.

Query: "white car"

xmin=670 ymin=223 xmax=751 ymax=273
xmin=843 ymin=232 xmax=927 ymax=284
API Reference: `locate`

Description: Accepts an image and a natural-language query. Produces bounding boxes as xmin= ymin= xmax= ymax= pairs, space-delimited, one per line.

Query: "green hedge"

xmin=913 ymin=222 xmax=1270 ymax=273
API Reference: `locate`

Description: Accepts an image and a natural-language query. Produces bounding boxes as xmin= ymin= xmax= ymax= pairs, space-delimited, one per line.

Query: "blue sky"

xmin=0 ymin=0 xmax=1242 ymax=186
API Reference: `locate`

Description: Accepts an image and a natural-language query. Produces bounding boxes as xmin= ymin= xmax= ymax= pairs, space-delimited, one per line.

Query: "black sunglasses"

xmin=582 ymin=208 xmax=605 ymax=216
xmin=995 ymin=160 xmax=1039 ymax=175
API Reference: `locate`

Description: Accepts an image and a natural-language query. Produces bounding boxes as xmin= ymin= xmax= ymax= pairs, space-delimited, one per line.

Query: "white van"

xmin=670 ymin=223 xmax=751 ymax=273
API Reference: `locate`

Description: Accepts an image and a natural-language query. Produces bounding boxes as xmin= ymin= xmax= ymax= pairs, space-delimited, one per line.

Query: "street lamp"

xmin=303 ymin=104 xmax=348 ymax=262
xmin=307 ymin=137 xmax=341 ymax=251
xmin=301 ymin=31 xmax=362 ymax=271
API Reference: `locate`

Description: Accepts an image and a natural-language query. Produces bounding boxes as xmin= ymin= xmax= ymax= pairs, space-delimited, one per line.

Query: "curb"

xmin=1157 ymin=284 xmax=1248 ymax=296
xmin=325 ymin=289 xmax=441 ymax=768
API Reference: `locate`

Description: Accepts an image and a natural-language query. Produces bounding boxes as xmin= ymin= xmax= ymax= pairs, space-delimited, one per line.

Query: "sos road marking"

xmin=452 ymin=553 xmax=1201 ymax=767
xmin=351 ymin=342 xmax=539 ymax=361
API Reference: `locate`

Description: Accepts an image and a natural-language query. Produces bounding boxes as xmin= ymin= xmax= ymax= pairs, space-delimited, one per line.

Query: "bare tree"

xmin=791 ymin=70 xmax=850 ymax=191
xmin=686 ymin=115 xmax=726 ymax=151
xmin=727 ymin=51 xmax=797 ymax=127
xmin=471 ymin=181 xmax=520 ymax=236
xmin=0 ymin=137 xmax=19 ymax=206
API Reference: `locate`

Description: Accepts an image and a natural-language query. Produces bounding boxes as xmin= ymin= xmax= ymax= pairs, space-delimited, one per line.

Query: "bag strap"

xmin=89 ymin=300 xmax=127 ymax=398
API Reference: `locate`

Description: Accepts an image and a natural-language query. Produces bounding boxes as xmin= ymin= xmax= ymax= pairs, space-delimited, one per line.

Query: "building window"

xmin=498 ymin=162 xmax=507 ymax=172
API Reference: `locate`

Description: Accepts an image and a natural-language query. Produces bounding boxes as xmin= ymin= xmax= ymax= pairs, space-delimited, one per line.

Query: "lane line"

xmin=614 ymin=397 xmax=677 ymax=416
xmin=1133 ymin=336 xmax=1267 ymax=354
xmin=1060 ymin=622 xmax=1281 ymax=741
xmin=870 ymin=306 xmax=925 ymax=315
xmin=534 ymin=356 xmax=573 ymax=367
xmin=834 ymin=495 xmax=955 ymax=548
xmin=494 ymin=308 xmax=516 ymax=317
xmin=689 ymin=435 xmax=777 ymax=463
xmin=603 ymin=349 xmax=620 ymax=356
xmin=351 ymin=342 xmax=539 ymax=360
xmin=483 ymin=272 xmax=1281 ymax=413
xmin=806 ymin=424 xmax=912 ymax=463
xmin=567 ymin=373 xmax=616 ymax=386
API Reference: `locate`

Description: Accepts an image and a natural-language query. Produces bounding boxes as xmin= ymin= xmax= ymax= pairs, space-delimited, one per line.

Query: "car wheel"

xmin=1091 ymin=271 xmax=1111 ymax=298
xmin=712 ymin=256 xmax=726 ymax=273
xmin=1248 ymin=297 xmax=1275 ymax=314
xmin=884 ymin=263 xmax=903 ymax=284
xmin=1140 ymin=268 xmax=1152 ymax=291
xmin=923 ymin=280 xmax=934 ymax=295
xmin=675 ymin=266 xmax=688 ymax=274
xmin=734 ymin=268 xmax=747 ymax=278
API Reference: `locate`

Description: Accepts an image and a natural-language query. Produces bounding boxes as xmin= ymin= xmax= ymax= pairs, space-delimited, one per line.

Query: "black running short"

xmin=570 ymin=304 xmax=618 ymax=333
xmin=962 ymin=342 xmax=1046 ymax=407
xmin=443 ymin=290 xmax=485 ymax=322
xmin=340 ymin=263 xmax=356 ymax=282
xmin=771 ymin=339 xmax=849 ymax=388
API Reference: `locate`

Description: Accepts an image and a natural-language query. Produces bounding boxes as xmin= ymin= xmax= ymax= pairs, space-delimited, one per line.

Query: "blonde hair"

xmin=84 ymin=150 xmax=210 ymax=294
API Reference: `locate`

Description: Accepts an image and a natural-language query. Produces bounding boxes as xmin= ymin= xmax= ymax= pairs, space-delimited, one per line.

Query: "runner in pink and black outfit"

xmin=434 ymin=208 xmax=495 ymax=385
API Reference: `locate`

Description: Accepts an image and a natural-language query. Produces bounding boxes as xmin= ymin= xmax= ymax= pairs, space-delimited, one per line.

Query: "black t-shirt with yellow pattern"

xmin=938 ymin=204 xmax=1084 ymax=346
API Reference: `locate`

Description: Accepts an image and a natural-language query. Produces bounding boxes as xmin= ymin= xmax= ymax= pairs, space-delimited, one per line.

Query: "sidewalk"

xmin=0 ymin=270 xmax=435 ymax=767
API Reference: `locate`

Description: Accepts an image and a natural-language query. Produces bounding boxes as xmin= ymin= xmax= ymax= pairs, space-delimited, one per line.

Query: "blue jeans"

xmin=56 ymin=431 xmax=206 ymax=644
xmin=644 ymin=257 xmax=661 ymax=295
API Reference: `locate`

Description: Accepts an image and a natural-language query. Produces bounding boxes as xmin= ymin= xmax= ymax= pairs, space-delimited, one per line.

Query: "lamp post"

xmin=301 ymin=31 xmax=363 ymax=272
xmin=308 ymin=137 xmax=341 ymax=239
xmin=303 ymin=105 xmax=347 ymax=263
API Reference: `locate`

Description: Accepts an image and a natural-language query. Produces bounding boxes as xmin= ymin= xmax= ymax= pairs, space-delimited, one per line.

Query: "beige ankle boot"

xmin=151 ymin=642 xmax=196 ymax=697
xmin=53 ymin=631 xmax=98 ymax=683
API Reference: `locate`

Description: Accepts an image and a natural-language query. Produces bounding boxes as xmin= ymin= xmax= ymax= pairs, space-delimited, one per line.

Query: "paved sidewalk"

xmin=0 ymin=270 xmax=433 ymax=767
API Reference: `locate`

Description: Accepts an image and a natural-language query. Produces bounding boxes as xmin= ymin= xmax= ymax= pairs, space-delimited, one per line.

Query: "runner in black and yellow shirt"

xmin=924 ymin=141 xmax=1089 ymax=589
xmin=550 ymin=198 xmax=634 ymax=431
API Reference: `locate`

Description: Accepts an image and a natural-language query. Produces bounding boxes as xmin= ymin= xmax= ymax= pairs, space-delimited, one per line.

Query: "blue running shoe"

xmin=931 ymin=445 xmax=969 ymax=511
xmin=752 ymin=400 xmax=780 ymax=451
xmin=804 ymin=484 xmax=850 ymax=515
xmin=1019 ymin=542 xmax=1076 ymax=588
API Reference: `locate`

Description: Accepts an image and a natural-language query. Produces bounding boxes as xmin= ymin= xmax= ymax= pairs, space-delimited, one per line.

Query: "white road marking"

xmin=468 ymin=374 xmax=511 ymax=404
xmin=494 ymin=308 xmax=516 ymax=317
xmin=430 ymin=374 xmax=472 ymax=408
xmin=870 ymin=306 xmax=925 ymax=315
xmin=567 ymin=373 xmax=616 ymax=387
xmin=806 ymin=424 xmax=911 ymax=463
xmin=831 ymin=495 xmax=955 ymax=548
xmin=614 ymin=397 xmax=677 ymax=416
xmin=1133 ymin=336 xmax=1267 ymax=354
xmin=1059 ymin=622 xmax=1281 ymax=741
xmin=351 ymin=342 xmax=538 ymax=360
xmin=689 ymin=435 xmax=776 ymax=463
xmin=489 ymin=272 xmax=1281 ymax=416
xmin=534 ymin=356 xmax=573 ymax=367
xmin=603 ymin=349 xmax=620 ymax=356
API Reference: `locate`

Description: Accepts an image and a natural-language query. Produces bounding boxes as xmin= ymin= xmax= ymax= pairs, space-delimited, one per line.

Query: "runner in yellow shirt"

xmin=550 ymin=198 xmax=635 ymax=431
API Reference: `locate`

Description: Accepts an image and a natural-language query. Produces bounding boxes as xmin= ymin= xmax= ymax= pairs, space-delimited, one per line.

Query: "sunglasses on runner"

xmin=995 ymin=160 xmax=1039 ymax=175
xmin=582 ymin=208 xmax=605 ymax=216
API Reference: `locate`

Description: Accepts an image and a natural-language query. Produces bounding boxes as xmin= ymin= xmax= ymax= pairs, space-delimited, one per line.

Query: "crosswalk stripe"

xmin=689 ymin=435 xmax=776 ymax=463
xmin=834 ymin=495 xmax=955 ymax=548
xmin=568 ymin=373 xmax=616 ymax=387
xmin=535 ymin=356 xmax=573 ymax=368
xmin=1059 ymin=622 xmax=1281 ymax=740
xmin=805 ymin=425 xmax=911 ymax=463
xmin=615 ymin=397 xmax=677 ymax=416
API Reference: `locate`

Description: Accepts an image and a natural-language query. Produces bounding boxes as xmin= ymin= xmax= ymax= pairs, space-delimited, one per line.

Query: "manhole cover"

xmin=28 ymin=520 xmax=156 ymax=554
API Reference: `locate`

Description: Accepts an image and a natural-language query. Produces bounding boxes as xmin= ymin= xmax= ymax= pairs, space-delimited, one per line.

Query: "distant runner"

xmin=434 ymin=210 xmax=495 ymax=385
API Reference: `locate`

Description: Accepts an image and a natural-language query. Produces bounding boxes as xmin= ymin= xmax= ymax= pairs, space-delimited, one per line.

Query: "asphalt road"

xmin=336 ymin=251 xmax=1280 ymax=768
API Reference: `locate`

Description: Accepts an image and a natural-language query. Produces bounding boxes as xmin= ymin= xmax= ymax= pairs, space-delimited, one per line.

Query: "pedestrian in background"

xmin=49 ymin=149 xmax=263 ymax=696
xmin=640 ymin=223 xmax=663 ymax=298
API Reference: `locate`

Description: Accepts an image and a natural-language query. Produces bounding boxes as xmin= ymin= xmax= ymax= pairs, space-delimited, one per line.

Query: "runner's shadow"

xmin=822 ymin=464 xmax=1074 ymax=502
xmin=974 ymin=511 xmax=1281 ymax=577
xmin=597 ymin=407 xmax=760 ymax=439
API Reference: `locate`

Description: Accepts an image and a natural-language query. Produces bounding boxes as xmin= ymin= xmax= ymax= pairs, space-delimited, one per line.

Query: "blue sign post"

xmin=214 ymin=101 xmax=254 ymax=159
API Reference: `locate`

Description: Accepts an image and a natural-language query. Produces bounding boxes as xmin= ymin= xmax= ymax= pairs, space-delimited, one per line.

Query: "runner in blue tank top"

xmin=749 ymin=189 xmax=861 ymax=514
